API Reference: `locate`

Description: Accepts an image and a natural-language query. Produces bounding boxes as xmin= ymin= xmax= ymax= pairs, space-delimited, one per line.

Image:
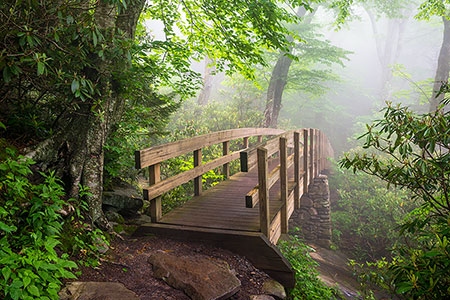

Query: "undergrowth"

xmin=278 ymin=231 xmax=343 ymax=300
xmin=0 ymin=147 xmax=108 ymax=300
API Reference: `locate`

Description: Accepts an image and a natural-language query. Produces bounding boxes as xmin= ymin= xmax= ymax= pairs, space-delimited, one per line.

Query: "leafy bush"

xmin=0 ymin=148 xmax=107 ymax=299
xmin=340 ymin=102 xmax=450 ymax=299
xmin=329 ymin=163 xmax=415 ymax=260
xmin=279 ymin=232 xmax=342 ymax=300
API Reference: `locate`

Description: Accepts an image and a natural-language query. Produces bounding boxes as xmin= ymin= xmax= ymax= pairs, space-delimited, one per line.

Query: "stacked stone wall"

xmin=289 ymin=174 xmax=331 ymax=248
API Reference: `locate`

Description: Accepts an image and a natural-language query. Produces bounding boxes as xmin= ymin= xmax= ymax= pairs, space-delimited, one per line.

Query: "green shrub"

xmin=0 ymin=148 xmax=107 ymax=299
xmin=278 ymin=232 xmax=342 ymax=300
xmin=329 ymin=163 xmax=415 ymax=260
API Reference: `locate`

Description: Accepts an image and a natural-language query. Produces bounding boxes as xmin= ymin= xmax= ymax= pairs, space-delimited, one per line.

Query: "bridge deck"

xmin=158 ymin=158 xmax=293 ymax=232
xmin=136 ymin=158 xmax=297 ymax=288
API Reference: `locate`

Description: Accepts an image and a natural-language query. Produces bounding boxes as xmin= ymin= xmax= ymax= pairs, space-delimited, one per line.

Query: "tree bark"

xmin=263 ymin=7 xmax=310 ymax=128
xmin=429 ymin=15 xmax=450 ymax=112
xmin=365 ymin=8 xmax=410 ymax=103
xmin=198 ymin=58 xmax=216 ymax=106
xmin=26 ymin=0 xmax=146 ymax=229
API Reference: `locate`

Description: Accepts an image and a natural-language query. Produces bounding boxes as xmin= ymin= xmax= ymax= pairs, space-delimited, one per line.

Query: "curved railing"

xmin=134 ymin=128 xmax=284 ymax=221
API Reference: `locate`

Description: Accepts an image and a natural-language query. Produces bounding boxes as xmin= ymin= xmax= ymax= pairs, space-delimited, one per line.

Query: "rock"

xmin=126 ymin=213 xmax=152 ymax=225
xmin=148 ymin=251 xmax=241 ymax=300
xmin=102 ymin=182 xmax=143 ymax=217
xmin=262 ymin=279 xmax=286 ymax=300
xmin=59 ymin=281 xmax=139 ymax=300
xmin=105 ymin=210 xmax=125 ymax=223
xmin=250 ymin=295 xmax=276 ymax=300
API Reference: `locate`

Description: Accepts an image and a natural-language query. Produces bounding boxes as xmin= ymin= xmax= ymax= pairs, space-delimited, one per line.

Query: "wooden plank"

xmin=303 ymin=129 xmax=309 ymax=193
xmin=136 ymin=128 xmax=284 ymax=169
xmin=309 ymin=128 xmax=314 ymax=185
xmin=149 ymin=163 xmax=162 ymax=222
xmin=280 ymin=137 xmax=288 ymax=234
xmin=287 ymin=184 xmax=295 ymax=220
xmin=194 ymin=149 xmax=202 ymax=196
xmin=269 ymin=210 xmax=281 ymax=244
xmin=143 ymin=151 xmax=241 ymax=200
xmin=294 ymin=131 xmax=300 ymax=209
xmin=240 ymin=130 xmax=294 ymax=172
xmin=243 ymin=137 xmax=249 ymax=148
xmin=245 ymin=153 xmax=295 ymax=208
xmin=258 ymin=147 xmax=270 ymax=237
xmin=223 ymin=141 xmax=229 ymax=178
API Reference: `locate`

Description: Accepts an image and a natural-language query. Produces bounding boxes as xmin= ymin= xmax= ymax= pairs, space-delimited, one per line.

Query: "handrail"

xmin=134 ymin=127 xmax=285 ymax=222
xmin=135 ymin=128 xmax=284 ymax=169
xmin=251 ymin=129 xmax=334 ymax=244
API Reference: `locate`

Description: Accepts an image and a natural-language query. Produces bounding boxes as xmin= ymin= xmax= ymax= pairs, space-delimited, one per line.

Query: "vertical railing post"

xmin=148 ymin=163 xmax=162 ymax=222
xmin=318 ymin=131 xmax=322 ymax=174
xmin=223 ymin=141 xmax=229 ymax=179
xmin=309 ymin=128 xmax=314 ymax=184
xmin=294 ymin=131 xmax=300 ymax=209
xmin=303 ymin=129 xmax=309 ymax=194
xmin=280 ymin=137 xmax=288 ymax=234
xmin=194 ymin=149 xmax=202 ymax=196
xmin=243 ymin=137 xmax=249 ymax=148
xmin=257 ymin=135 xmax=263 ymax=143
xmin=257 ymin=147 xmax=270 ymax=238
xmin=315 ymin=129 xmax=319 ymax=177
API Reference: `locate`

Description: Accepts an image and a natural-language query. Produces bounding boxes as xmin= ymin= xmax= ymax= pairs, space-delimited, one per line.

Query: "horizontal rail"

xmin=142 ymin=151 xmax=242 ymax=200
xmin=135 ymin=128 xmax=284 ymax=169
xmin=240 ymin=130 xmax=297 ymax=172
xmin=245 ymin=153 xmax=296 ymax=208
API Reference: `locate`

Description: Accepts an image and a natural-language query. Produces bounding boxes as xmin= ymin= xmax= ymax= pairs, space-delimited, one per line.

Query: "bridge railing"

xmin=134 ymin=128 xmax=284 ymax=222
xmin=240 ymin=129 xmax=333 ymax=244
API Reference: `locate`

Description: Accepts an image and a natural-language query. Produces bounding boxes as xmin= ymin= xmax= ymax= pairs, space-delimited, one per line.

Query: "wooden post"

xmin=194 ymin=149 xmax=202 ymax=196
xmin=280 ymin=137 xmax=288 ymax=234
xmin=317 ymin=130 xmax=322 ymax=174
xmin=257 ymin=147 xmax=270 ymax=238
xmin=148 ymin=163 xmax=162 ymax=222
xmin=243 ymin=137 xmax=249 ymax=148
xmin=309 ymin=128 xmax=314 ymax=184
xmin=223 ymin=141 xmax=229 ymax=178
xmin=315 ymin=130 xmax=319 ymax=177
xmin=294 ymin=132 xmax=300 ymax=209
xmin=303 ymin=129 xmax=309 ymax=194
xmin=257 ymin=135 xmax=263 ymax=143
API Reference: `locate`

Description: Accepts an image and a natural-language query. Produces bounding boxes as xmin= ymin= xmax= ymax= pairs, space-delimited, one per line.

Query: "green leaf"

xmin=27 ymin=284 xmax=40 ymax=297
xmin=37 ymin=61 xmax=45 ymax=76
xmin=2 ymin=266 xmax=11 ymax=281
xmin=0 ymin=221 xmax=17 ymax=233
xmin=0 ymin=121 xmax=6 ymax=130
xmin=71 ymin=79 xmax=80 ymax=93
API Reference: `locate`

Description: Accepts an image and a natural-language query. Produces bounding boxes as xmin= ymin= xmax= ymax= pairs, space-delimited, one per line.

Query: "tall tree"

xmin=428 ymin=15 xmax=450 ymax=112
xmin=0 ymin=0 xmax=317 ymax=228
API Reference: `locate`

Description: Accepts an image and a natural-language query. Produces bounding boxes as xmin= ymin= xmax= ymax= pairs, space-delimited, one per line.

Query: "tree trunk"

xmin=198 ymin=58 xmax=216 ymax=106
xmin=365 ymin=8 xmax=410 ymax=103
xmin=263 ymin=7 xmax=310 ymax=128
xmin=26 ymin=0 xmax=146 ymax=229
xmin=430 ymin=16 xmax=450 ymax=112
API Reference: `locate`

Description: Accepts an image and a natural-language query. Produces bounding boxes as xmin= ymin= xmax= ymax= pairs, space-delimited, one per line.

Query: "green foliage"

xmin=279 ymin=232 xmax=342 ymax=299
xmin=0 ymin=149 xmax=76 ymax=299
xmin=340 ymin=101 xmax=450 ymax=299
xmin=329 ymin=163 xmax=415 ymax=260
xmin=0 ymin=148 xmax=108 ymax=299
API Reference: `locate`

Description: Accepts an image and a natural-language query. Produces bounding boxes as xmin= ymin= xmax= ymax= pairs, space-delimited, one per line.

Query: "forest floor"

xmin=67 ymin=230 xmax=366 ymax=299
xmin=68 ymin=234 xmax=271 ymax=299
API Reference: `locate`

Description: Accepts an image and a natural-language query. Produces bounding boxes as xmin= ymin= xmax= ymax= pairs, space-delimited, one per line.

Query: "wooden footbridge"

xmin=133 ymin=128 xmax=333 ymax=288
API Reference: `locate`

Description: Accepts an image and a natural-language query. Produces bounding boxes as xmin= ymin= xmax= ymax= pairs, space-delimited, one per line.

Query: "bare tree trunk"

xmin=430 ymin=16 xmax=450 ymax=112
xmin=365 ymin=8 xmax=410 ymax=103
xmin=263 ymin=7 xmax=310 ymax=128
xmin=198 ymin=58 xmax=216 ymax=106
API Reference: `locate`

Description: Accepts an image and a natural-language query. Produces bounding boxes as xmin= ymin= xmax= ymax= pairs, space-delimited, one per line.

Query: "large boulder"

xmin=148 ymin=251 xmax=241 ymax=300
xmin=59 ymin=281 xmax=139 ymax=300
xmin=102 ymin=182 xmax=143 ymax=217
